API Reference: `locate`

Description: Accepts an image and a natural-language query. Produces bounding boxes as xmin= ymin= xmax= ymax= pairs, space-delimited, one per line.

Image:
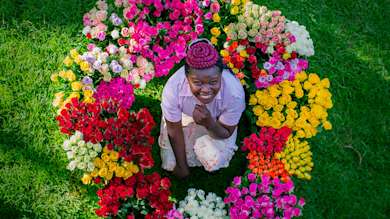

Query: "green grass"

xmin=0 ymin=0 xmax=389 ymax=218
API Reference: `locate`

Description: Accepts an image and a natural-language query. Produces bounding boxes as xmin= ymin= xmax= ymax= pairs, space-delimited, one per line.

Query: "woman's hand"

xmin=193 ymin=104 xmax=236 ymax=139
xmin=193 ymin=104 xmax=213 ymax=128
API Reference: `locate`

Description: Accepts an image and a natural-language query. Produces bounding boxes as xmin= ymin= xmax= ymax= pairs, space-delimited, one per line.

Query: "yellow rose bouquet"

xmin=249 ymin=71 xmax=333 ymax=139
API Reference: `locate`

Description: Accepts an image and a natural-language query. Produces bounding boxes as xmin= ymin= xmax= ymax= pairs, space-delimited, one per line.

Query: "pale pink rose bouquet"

xmin=82 ymin=0 xmax=204 ymax=83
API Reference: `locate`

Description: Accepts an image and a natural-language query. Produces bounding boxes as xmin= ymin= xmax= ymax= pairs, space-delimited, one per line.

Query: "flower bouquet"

xmin=167 ymin=188 xmax=228 ymax=219
xmin=242 ymin=127 xmax=291 ymax=182
xmin=95 ymin=172 xmax=173 ymax=218
xmin=219 ymin=2 xmax=314 ymax=90
xmin=56 ymin=97 xmax=155 ymax=184
xmin=82 ymin=0 xmax=205 ymax=81
xmin=200 ymin=0 xmax=248 ymax=49
xmin=225 ymin=173 xmax=305 ymax=219
xmin=63 ymin=131 xmax=102 ymax=173
xmin=275 ymin=136 xmax=314 ymax=180
xmin=248 ymin=71 xmax=333 ymax=138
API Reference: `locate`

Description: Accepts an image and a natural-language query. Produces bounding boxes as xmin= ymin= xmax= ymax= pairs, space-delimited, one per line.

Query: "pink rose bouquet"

xmin=82 ymin=0 xmax=204 ymax=79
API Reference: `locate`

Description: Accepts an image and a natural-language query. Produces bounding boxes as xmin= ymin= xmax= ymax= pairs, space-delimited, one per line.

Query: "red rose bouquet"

xmin=96 ymin=172 xmax=173 ymax=218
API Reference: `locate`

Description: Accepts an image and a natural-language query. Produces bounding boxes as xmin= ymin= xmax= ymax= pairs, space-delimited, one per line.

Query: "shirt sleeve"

xmin=161 ymin=81 xmax=182 ymax=123
xmin=218 ymin=95 xmax=246 ymax=126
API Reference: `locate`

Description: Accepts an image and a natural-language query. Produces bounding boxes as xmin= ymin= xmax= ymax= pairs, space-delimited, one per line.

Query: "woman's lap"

xmin=158 ymin=114 xmax=238 ymax=172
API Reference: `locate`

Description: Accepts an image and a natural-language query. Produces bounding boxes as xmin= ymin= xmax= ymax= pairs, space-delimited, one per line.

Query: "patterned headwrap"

xmin=185 ymin=39 xmax=219 ymax=69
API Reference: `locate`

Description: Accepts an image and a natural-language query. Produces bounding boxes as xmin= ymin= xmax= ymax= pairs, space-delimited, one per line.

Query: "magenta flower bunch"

xmin=93 ymin=77 xmax=135 ymax=113
xmin=224 ymin=173 xmax=305 ymax=219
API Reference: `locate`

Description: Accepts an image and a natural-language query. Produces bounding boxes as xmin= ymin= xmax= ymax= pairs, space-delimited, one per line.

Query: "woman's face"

xmin=187 ymin=66 xmax=222 ymax=104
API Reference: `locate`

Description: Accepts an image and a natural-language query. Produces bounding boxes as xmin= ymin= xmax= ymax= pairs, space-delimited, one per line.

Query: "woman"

xmin=158 ymin=39 xmax=245 ymax=178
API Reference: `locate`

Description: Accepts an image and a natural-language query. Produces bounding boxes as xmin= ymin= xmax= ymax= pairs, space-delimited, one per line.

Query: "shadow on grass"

xmin=0 ymin=199 xmax=28 ymax=219
xmin=0 ymin=129 xmax=82 ymax=186
xmin=1 ymin=0 xmax=96 ymax=28
xmin=0 ymin=135 xmax=97 ymax=218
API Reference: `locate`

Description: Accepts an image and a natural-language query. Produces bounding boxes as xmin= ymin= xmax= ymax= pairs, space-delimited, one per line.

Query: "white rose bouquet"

xmin=63 ymin=131 xmax=102 ymax=172
xmin=167 ymin=188 xmax=228 ymax=219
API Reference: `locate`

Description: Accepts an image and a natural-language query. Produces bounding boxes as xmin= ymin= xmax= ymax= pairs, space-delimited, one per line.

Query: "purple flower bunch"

xmin=224 ymin=173 xmax=305 ymax=219
xmin=93 ymin=77 xmax=135 ymax=112
xmin=256 ymin=52 xmax=309 ymax=88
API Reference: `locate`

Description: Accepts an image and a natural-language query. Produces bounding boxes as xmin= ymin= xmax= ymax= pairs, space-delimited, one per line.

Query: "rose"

xmin=161 ymin=177 xmax=171 ymax=190
xmin=136 ymin=186 xmax=149 ymax=199
xmin=233 ymin=176 xmax=241 ymax=186
xmin=238 ymin=30 xmax=248 ymax=40
xmin=121 ymin=27 xmax=130 ymax=37
xmin=210 ymin=1 xmax=220 ymax=13
xmin=111 ymin=29 xmax=120 ymax=39
xmin=96 ymin=31 xmax=106 ymax=41
xmin=204 ymin=12 xmax=212 ymax=20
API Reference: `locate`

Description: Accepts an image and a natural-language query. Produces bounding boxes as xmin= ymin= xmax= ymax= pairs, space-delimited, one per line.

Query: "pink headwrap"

xmin=185 ymin=40 xmax=219 ymax=69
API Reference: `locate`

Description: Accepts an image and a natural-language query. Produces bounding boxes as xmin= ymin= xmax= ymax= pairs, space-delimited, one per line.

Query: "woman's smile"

xmin=198 ymin=93 xmax=214 ymax=101
xmin=187 ymin=66 xmax=222 ymax=104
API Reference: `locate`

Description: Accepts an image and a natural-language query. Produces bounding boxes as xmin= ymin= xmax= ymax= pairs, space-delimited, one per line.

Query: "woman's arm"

xmin=165 ymin=119 xmax=190 ymax=178
xmin=193 ymin=104 xmax=236 ymax=139
xmin=206 ymin=119 xmax=236 ymax=139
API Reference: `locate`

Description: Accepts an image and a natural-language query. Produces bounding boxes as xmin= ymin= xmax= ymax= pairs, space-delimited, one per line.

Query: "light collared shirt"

xmin=161 ymin=66 xmax=245 ymax=126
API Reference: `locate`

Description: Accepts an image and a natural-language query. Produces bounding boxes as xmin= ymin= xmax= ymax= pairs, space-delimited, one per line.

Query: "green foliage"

xmin=0 ymin=0 xmax=389 ymax=218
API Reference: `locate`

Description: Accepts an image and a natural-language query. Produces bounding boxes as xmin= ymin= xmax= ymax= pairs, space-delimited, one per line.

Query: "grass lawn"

xmin=0 ymin=0 xmax=389 ymax=218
